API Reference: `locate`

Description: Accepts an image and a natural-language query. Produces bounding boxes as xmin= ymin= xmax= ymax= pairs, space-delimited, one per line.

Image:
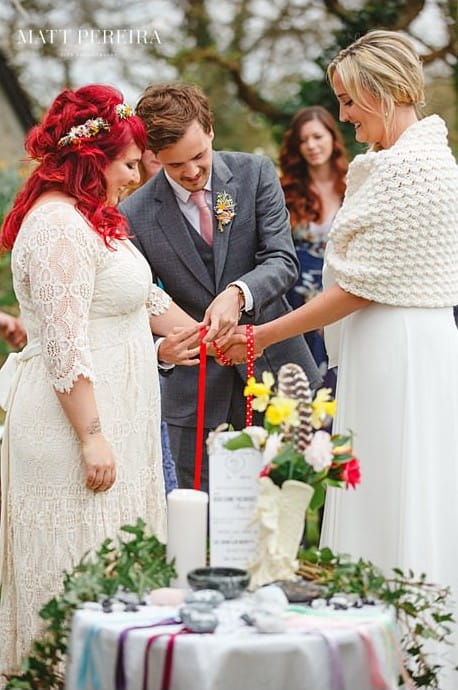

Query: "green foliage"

xmin=0 ymin=168 xmax=21 ymax=226
xmin=298 ymin=547 xmax=456 ymax=688
xmin=280 ymin=0 xmax=415 ymax=159
xmin=317 ymin=0 xmax=406 ymax=73
xmin=4 ymin=519 xmax=176 ymax=689
xmin=0 ymin=251 xmax=15 ymax=363
xmin=0 ymin=168 xmax=21 ymax=362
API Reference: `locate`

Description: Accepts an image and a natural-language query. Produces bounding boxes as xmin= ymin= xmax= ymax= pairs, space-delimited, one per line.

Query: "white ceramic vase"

xmin=247 ymin=476 xmax=314 ymax=590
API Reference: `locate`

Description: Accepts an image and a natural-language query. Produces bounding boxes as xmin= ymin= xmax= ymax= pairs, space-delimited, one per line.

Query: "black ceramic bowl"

xmin=187 ymin=567 xmax=250 ymax=599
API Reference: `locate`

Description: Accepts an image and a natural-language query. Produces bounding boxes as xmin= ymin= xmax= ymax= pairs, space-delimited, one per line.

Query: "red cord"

xmin=193 ymin=326 xmax=208 ymax=490
xmin=194 ymin=324 xmax=255 ymax=488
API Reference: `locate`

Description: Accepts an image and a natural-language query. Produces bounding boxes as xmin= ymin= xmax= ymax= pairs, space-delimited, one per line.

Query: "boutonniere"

xmin=214 ymin=191 xmax=236 ymax=232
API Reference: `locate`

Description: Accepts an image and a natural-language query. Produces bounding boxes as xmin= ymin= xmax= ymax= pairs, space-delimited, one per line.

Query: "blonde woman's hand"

xmin=81 ymin=434 xmax=117 ymax=492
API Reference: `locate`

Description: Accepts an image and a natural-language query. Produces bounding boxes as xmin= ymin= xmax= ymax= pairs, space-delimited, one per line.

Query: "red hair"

xmin=1 ymin=84 xmax=146 ymax=251
xmin=279 ymin=106 xmax=348 ymax=227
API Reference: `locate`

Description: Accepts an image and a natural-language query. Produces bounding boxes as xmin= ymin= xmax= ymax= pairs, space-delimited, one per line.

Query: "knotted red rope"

xmin=193 ymin=326 xmax=208 ymax=490
xmin=193 ymin=324 xmax=255 ymax=490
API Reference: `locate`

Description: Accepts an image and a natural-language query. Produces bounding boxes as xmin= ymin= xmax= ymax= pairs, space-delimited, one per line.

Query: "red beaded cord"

xmin=212 ymin=340 xmax=233 ymax=366
xmin=245 ymin=324 xmax=255 ymax=427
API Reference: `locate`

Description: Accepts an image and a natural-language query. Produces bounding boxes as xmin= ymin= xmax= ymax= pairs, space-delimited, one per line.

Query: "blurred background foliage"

xmin=0 ymin=168 xmax=22 ymax=360
xmin=0 ymin=0 xmax=456 ymax=154
xmin=0 ymin=0 xmax=456 ymax=360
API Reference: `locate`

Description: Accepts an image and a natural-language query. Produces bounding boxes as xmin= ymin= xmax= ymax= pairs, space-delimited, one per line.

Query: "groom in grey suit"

xmin=120 ymin=83 xmax=320 ymax=490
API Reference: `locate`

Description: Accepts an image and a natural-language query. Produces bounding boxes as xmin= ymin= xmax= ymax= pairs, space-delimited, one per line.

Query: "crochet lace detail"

xmin=327 ymin=116 xmax=458 ymax=307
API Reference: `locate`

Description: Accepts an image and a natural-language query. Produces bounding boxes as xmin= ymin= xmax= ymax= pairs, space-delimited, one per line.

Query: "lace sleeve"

xmin=26 ymin=207 xmax=98 ymax=392
xmin=146 ymin=283 xmax=172 ymax=316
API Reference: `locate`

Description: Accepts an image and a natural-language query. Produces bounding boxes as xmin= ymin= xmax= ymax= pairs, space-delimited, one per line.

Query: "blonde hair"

xmin=327 ymin=30 xmax=425 ymax=150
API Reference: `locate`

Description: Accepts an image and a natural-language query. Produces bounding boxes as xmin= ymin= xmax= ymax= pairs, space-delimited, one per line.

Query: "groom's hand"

xmin=203 ymin=286 xmax=243 ymax=343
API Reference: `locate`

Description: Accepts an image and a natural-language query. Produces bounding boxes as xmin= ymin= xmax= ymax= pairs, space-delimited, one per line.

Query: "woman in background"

xmin=279 ymin=106 xmax=348 ymax=387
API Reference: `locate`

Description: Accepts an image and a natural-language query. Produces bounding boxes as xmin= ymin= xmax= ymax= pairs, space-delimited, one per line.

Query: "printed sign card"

xmin=208 ymin=431 xmax=263 ymax=568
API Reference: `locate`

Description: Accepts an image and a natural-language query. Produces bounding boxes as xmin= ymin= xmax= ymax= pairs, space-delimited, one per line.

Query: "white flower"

xmin=305 ymin=430 xmax=333 ymax=472
xmin=262 ymin=432 xmax=284 ymax=466
xmin=244 ymin=426 xmax=268 ymax=449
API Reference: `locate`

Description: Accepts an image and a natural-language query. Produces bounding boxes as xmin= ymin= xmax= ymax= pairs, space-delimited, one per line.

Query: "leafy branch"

xmin=298 ymin=546 xmax=456 ymax=688
xmin=4 ymin=519 xmax=176 ymax=690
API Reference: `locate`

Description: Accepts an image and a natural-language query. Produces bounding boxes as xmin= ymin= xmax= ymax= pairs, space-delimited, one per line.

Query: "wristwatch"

xmin=227 ymin=284 xmax=245 ymax=319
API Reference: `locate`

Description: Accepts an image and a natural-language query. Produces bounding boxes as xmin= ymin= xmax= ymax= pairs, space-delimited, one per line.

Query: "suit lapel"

xmin=154 ymin=174 xmax=215 ymax=293
xmin=211 ymin=154 xmax=237 ymax=290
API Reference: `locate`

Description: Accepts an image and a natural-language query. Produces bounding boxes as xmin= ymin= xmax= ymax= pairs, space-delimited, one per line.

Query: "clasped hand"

xmin=157 ymin=286 xmax=264 ymax=366
xmin=212 ymin=326 xmax=264 ymax=365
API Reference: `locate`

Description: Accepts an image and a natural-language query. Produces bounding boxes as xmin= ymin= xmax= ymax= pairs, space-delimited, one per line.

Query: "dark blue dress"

xmin=287 ymin=220 xmax=337 ymax=392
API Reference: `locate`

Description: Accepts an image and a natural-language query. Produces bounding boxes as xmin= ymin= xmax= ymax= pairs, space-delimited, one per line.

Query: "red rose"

xmin=260 ymin=464 xmax=275 ymax=478
xmin=340 ymin=458 xmax=361 ymax=489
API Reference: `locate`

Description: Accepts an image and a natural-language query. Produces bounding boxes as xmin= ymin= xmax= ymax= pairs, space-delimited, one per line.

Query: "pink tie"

xmin=189 ymin=190 xmax=213 ymax=246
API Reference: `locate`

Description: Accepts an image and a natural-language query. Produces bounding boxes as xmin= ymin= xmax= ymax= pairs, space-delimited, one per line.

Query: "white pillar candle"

xmin=166 ymin=489 xmax=208 ymax=588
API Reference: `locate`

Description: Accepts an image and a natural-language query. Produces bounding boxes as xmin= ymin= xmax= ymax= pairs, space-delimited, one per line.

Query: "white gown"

xmin=0 ymin=202 xmax=168 ymax=677
xmin=321 ymin=295 xmax=458 ymax=685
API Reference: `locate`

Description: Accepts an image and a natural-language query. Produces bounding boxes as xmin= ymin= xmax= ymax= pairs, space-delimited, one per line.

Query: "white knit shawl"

xmin=326 ymin=115 xmax=458 ymax=307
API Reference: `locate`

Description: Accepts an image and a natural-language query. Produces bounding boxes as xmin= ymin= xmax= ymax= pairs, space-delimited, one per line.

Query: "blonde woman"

xmin=250 ymin=30 xmax=458 ymax=686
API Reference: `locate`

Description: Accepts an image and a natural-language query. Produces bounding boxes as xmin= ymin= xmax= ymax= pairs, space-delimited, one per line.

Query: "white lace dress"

xmin=0 ymin=201 xmax=170 ymax=677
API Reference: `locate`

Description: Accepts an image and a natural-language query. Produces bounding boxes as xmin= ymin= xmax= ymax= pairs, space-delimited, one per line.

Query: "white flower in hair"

xmin=115 ymin=103 xmax=134 ymax=119
xmin=58 ymin=117 xmax=110 ymax=147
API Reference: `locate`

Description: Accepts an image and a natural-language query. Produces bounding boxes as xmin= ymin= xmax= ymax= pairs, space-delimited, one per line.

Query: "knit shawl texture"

xmin=326 ymin=115 xmax=458 ymax=307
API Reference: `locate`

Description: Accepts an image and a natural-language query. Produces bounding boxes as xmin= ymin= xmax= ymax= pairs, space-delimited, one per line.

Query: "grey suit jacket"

xmin=119 ymin=151 xmax=321 ymax=428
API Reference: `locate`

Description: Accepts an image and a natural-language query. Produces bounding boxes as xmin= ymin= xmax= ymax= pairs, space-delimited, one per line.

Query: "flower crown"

xmin=58 ymin=102 xmax=134 ymax=147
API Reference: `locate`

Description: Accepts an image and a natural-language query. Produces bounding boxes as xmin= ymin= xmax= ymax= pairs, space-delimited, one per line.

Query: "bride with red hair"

xmin=0 ymin=84 xmax=199 ymax=679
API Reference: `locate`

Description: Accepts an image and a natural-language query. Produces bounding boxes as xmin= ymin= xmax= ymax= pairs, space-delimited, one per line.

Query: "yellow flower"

xmin=311 ymin=388 xmax=337 ymax=429
xmin=265 ymin=396 xmax=298 ymax=426
xmin=244 ymin=372 xmax=274 ymax=411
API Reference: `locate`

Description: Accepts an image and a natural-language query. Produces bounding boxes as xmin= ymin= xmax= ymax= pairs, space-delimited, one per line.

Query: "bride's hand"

xmin=81 ymin=434 xmax=116 ymax=492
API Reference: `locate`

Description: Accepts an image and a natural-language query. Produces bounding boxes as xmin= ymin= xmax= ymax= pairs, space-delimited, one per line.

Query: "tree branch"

xmin=174 ymin=48 xmax=287 ymax=123
xmin=391 ymin=0 xmax=426 ymax=30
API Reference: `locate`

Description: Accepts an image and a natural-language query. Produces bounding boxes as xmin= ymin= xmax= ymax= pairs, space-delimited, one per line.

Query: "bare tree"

xmin=0 ymin=1 xmax=455 ymax=127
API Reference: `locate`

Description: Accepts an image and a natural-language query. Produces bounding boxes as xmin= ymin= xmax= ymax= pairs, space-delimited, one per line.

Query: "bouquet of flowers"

xmin=225 ymin=363 xmax=361 ymax=511
xmin=222 ymin=363 xmax=361 ymax=588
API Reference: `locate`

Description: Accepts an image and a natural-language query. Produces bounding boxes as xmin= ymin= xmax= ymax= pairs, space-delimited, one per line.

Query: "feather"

xmin=277 ymin=363 xmax=313 ymax=452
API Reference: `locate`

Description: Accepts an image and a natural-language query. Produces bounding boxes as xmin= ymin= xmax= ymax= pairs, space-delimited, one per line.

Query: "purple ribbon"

xmin=306 ymin=629 xmax=346 ymax=690
xmin=114 ymin=617 xmax=178 ymax=690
